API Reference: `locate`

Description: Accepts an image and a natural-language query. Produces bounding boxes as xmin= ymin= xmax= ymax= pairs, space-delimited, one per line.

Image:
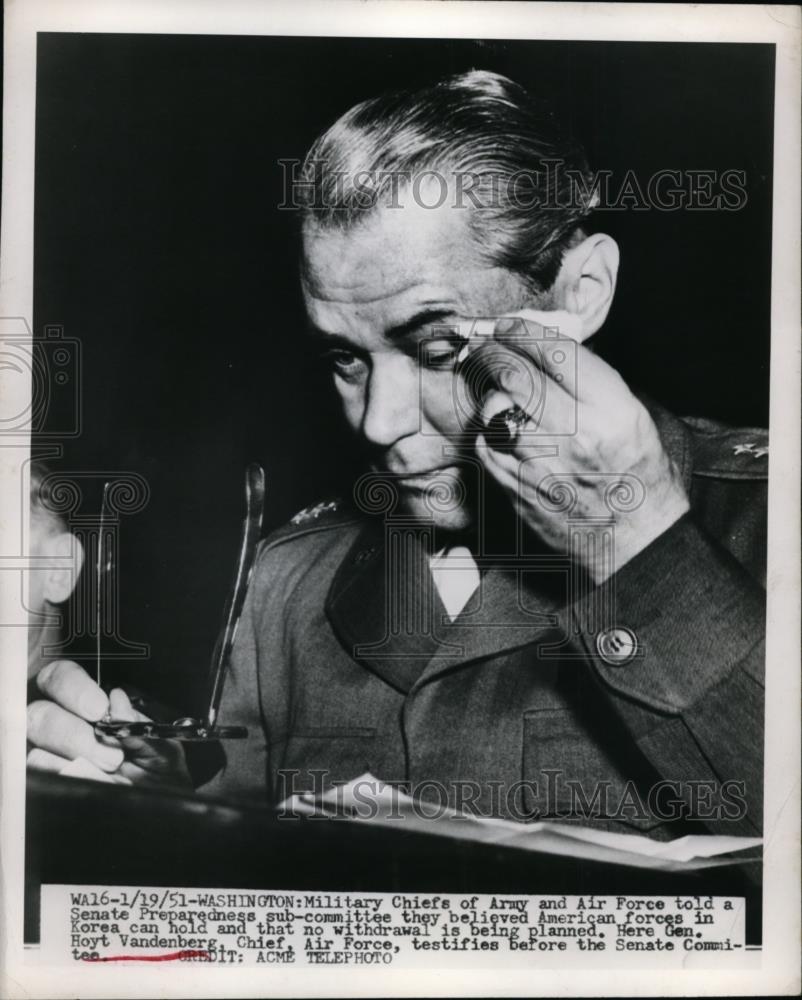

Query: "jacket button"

xmin=596 ymin=627 xmax=638 ymax=666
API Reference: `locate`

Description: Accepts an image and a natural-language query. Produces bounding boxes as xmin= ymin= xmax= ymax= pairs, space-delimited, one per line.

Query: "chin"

xmin=398 ymin=490 xmax=475 ymax=531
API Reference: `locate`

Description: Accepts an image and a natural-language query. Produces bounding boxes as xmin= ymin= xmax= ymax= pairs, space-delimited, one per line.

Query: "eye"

xmin=324 ymin=349 xmax=368 ymax=382
xmin=419 ymin=338 xmax=465 ymax=371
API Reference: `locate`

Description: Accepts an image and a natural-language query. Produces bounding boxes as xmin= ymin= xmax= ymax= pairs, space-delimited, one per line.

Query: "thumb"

xmin=108 ymin=687 xmax=150 ymax=723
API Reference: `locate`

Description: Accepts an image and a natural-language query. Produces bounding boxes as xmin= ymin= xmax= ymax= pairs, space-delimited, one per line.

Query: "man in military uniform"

xmin=27 ymin=71 xmax=766 ymax=839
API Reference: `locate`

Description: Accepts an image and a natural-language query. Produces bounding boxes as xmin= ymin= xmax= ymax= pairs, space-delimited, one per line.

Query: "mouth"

xmin=388 ymin=466 xmax=462 ymax=491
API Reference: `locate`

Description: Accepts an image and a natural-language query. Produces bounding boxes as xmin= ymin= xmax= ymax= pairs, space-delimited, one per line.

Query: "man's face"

xmin=301 ymin=186 xmax=533 ymax=529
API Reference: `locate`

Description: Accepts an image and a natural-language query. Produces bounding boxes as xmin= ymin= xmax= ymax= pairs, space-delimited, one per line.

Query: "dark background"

xmin=33 ymin=35 xmax=774 ymax=711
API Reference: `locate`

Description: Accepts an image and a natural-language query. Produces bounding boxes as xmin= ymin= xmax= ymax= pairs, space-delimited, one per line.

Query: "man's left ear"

xmin=42 ymin=532 xmax=84 ymax=605
xmin=551 ymin=233 xmax=619 ymax=343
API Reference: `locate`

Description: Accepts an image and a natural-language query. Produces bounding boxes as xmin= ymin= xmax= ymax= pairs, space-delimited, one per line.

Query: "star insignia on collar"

xmin=290 ymin=499 xmax=339 ymax=525
xmin=733 ymin=442 xmax=768 ymax=458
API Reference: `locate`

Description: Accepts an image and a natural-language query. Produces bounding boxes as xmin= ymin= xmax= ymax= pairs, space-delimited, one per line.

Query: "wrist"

xmin=587 ymin=493 xmax=691 ymax=585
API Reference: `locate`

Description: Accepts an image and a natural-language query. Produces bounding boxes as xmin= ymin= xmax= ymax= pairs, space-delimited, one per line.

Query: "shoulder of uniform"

xmin=682 ymin=415 xmax=769 ymax=480
xmin=259 ymin=498 xmax=359 ymax=552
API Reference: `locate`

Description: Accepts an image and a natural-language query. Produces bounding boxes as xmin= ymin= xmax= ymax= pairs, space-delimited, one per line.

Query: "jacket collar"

xmin=645 ymin=395 xmax=694 ymax=495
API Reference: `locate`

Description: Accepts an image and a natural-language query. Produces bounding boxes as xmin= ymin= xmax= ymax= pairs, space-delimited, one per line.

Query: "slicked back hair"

xmin=299 ymin=70 xmax=596 ymax=292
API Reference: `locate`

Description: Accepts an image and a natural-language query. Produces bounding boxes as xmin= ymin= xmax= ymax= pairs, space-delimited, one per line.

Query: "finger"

xmin=474 ymin=432 xmax=522 ymax=490
xmin=91 ymin=687 xmax=145 ymax=749
xmin=36 ymin=660 xmax=109 ymax=722
xmin=459 ymin=338 xmax=570 ymax=438
xmin=482 ymin=389 xmax=515 ymax=423
xmin=27 ymin=700 xmax=124 ymax=772
xmin=497 ymin=312 xmax=632 ymax=407
xmin=27 ymin=747 xmax=70 ymax=774
xmin=456 ymin=336 xmax=528 ymax=408
xmin=453 ymin=317 xmax=498 ymax=341
xmin=107 ymin=688 xmax=188 ymax=776
xmin=117 ymin=744 xmax=189 ymax=786
xmin=59 ymin=756 xmax=131 ymax=785
xmin=463 ymin=327 xmax=575 ymax=423
xmin=495 ymin=360 xmax=577 ymax=435
xmin=449 ymin=316 xmax=532 ymax=380
xmin=500 ymin=308 xmax=583 ymax=342
xmin=106 ymin=688 xmax=160 ymax=759
xmin=117 ymin=735 xmax=190 ymax=786
xmin=118 ymin=733 xmax=187 ymax=770
xmin=456 ymin=311 xmax=581 ymax=344
xmin=109 ymin=686 xmax=146 ymax=722
xmin=479 ymin=381 xmax=574 ymax=447
xmin=492 ymin=315 xmax=580 ymax=399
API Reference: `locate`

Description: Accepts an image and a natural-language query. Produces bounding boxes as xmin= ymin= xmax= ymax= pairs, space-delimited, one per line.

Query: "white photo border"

xmin=1 ymin=2 xmax=799 ymax=997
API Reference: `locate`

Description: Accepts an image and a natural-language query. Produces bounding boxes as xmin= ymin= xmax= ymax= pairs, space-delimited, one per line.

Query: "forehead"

xmin=301 ymin=190 xmax=526 ymax=333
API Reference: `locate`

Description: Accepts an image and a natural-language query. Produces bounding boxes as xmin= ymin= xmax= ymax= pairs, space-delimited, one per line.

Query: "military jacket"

xmin=199 ymin=404 xmax=767 ymax=839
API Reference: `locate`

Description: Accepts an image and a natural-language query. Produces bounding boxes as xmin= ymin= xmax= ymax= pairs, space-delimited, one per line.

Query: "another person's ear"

xmin=42 ymin=532 xmax=84 ymax=605
xmin=549 ymin=233 xmax=619 ymax=343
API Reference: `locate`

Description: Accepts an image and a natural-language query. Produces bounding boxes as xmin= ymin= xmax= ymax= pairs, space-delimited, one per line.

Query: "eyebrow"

xmin=307 ymin=307 xmax=460 ymax=347
xmin=385 ymin=307 xmax=460 ymax=341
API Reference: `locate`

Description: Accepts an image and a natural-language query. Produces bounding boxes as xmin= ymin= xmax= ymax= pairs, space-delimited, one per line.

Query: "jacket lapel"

xmin=413 ymin=551 xmax=570 ymax=686
xmin=325 ymin=518 xmax=462 ymax=692
xmin=325 ymin=519 xmax=567 ymax=689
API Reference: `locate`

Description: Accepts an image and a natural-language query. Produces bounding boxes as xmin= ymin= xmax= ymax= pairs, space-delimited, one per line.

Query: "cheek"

xmin=334 ymin=380 xmax=366 ymax=430
xmin=419 ymin=371 xmax=468 ymax=435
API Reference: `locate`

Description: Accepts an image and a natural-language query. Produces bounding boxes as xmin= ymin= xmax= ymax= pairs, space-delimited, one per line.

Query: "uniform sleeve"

xmin=569 ymin=512 xmax=765 ymax=836
xmin=194 ymin=545 xmax=271 ymax=804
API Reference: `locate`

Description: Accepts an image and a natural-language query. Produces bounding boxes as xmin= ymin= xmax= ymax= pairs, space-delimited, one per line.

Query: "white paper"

xmin=281 ymin=773 xmax=763 ymax=871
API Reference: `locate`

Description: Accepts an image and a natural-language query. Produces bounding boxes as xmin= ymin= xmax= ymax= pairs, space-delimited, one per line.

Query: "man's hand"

xmin=471 ymin=310 xmax=690 ymax=584
xmin=27 ymin=660 xmax=192 ymax=790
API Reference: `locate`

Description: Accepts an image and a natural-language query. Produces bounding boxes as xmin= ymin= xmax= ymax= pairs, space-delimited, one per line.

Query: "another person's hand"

xmin=472 ymin=310 xmax=690 ymax=584
xmin=27 ymin=660 xmax=192 ymax=790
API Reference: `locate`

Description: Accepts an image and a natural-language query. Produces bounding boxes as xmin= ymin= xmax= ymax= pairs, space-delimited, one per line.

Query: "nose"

xmin=361 ymin=355 xmax=420 ymax=447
